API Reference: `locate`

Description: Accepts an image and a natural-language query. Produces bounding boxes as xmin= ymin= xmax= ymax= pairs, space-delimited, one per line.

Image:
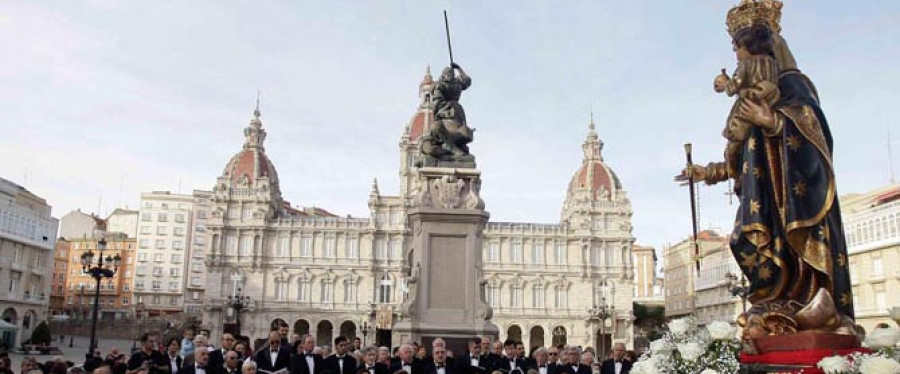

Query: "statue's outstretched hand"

xmin=451 ymin=62 xmax=461 ymax=70
xmin=675 ymin=164 xmax=707 ymax=185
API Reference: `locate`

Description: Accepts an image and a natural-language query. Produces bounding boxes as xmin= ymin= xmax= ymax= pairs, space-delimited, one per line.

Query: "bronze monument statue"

xmin=677 ymin=0 xmax=857 ymax=349
xmin=419 ymin=62 xmax=475 ymax=166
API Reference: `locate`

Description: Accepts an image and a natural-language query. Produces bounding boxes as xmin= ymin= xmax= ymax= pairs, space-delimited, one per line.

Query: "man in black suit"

xmin=389 ymin=344 xmax=423 ymax=374
xmin=223 ymin=350 xmax=242 ymax=374
xmin=356 ymin=347 xmax=388 ymax=374
xmin=423 ymin=345 xmax=454 ymax=374
xmin=255 ymin=332 xmax=292 ymax=373
xmin=324 ymin=336 xmax=357 ymax=374
xmin=210 ymin=333 xmax=237 ymax=372
xmin=291 ymin=335 xmax=323 ymax=374
xmin=127 ymin=333 xmax=169 ymax=374
xmin=454 ymin=339 xmax=486 ymax=374
xmin=477 ymin=337 xmax=498 ymax=373
xmin=598 ymin=344 xmax=630 ymax=374
xmin=164 ymin=338 xmax=183 ymax=374
xmin=498 ymin=340 xmax=525 ymax=374
xmin=180 ymin=347 xmax=223 ymax=374
xmin=529 ymin=348 xmax=550 ymax=374
xmin=549 ymin=348 xmax=590 ymax=374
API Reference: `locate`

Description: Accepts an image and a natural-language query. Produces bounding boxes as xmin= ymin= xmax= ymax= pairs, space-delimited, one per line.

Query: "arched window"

xmin=378 ymin=275 xmax=393 ymax=303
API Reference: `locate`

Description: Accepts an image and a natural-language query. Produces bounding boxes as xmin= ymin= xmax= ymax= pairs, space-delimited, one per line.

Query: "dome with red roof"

xmin=220 ymin=106 xmax=281 ymax=191
xmin=566 ymin=120 xmax=621 ymax=199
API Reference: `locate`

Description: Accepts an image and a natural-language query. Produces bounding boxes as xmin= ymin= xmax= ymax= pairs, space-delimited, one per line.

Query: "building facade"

xmin=184 ymin=190 xmax=212 ymax=316
xmin=0 ymin=177 xmax=59 ymax=347
xmin=107 ymin=208 xmax=139 ymax=238
xmin=663 ymin=230 xmax=735 ymax=322
xmin=49 ymin=239 xmax=70 ymax=315
xmin=692 ymin=233 xmax=742 ymax=327
xmin=841 ymin=184 xmax=900 ymax=333
xmin=201 ymin=69 xmax=637 ymax=355
xmin=58 ymin=210 xmax=106 ymax=241
xmin=58 ymin=236 xmax=136 ymax=320
xmin=633 ymin=245 xmax=663 ymax=306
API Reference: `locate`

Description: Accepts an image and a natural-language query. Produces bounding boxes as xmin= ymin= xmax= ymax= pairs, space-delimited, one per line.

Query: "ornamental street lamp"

xmin=226 ymin=288 xmax=253 ymax=336
xmin=80 ymin=237 xmax=121 ymax=360
xmin=587 ymin=296 xmax=614 ymax=359
xmin=361 ymin=320 xmax=371 ymax=346
xmin=725 ymin=272 xmax=749 ymax=313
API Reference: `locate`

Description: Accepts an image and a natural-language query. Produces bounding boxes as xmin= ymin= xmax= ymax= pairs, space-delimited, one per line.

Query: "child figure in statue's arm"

xmin=714 ymin=24 xmax=781 ymax=184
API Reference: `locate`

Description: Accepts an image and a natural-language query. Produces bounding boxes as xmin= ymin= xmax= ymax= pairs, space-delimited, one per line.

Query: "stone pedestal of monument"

xmin=393 ymin=166 xmax=498 ymax=352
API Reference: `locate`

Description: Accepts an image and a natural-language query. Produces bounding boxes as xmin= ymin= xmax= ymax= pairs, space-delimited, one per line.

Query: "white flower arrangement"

xmin=632 ymin=317 xmax=742 ymax=374
xmin=817 ymin=351 xmax=900 ymax=374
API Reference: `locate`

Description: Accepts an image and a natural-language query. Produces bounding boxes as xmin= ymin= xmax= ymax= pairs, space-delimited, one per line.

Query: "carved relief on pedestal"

xmin=413 ymin=168 xmax=484 ymax=210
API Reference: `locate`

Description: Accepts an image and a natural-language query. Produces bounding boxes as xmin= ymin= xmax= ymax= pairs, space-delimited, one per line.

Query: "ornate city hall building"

xmin=202 ymin=68 xmax=636 ymax=355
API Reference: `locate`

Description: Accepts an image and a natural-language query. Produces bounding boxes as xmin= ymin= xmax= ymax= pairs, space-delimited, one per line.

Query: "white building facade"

xmin=201 ymin=70 xmax=636 ymax=355
xmin=135 ymin=192 xmax=195 ymax=315
xmin=0 ymin=177 xmax=59 ymax=347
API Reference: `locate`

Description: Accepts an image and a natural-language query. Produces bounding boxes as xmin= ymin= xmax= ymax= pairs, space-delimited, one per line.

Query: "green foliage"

xmin=30 ymin=321 xmax=52 ymax=345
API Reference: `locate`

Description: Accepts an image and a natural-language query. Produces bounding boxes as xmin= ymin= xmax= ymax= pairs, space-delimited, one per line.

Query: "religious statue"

xmin=419 ymin=63 xmax=476 ymax=166
xmin=677 ymin=0 xmax=857 ymax=343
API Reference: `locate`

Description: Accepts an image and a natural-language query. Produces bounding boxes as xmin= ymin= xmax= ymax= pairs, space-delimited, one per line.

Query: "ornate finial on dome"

xmin=254 ymin=90 xmax=261 ymax=118
xmin=243 ymin=95 xmax=267 ymax=149
xmin=726 ymin=0 xmax=782 ymax=37
xmin=420 ymin=64 xmax=434 ymax=86
xmin=582 ymin=114 xmax=603 ymax=162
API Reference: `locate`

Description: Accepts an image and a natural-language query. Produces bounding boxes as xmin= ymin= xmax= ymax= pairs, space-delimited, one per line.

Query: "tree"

xmin=30 ymin=321 xmax=52 ymax=346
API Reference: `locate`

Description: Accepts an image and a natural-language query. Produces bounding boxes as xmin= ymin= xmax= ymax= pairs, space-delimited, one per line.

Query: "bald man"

xmin=599 ymin=343 xmax=630 ymax=374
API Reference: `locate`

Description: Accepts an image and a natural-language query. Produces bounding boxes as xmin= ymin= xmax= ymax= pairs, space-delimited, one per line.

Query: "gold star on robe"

xmin=793 ymin=181 xmax=807 ymax=198
xmin=740 ymin=252 xmax=759 ymax=271
xmin=750 ymin=199 xmax=761 ymax=215
xmin=759 ymin=264 xmax=773 ymax=280
xmin=839 ymin=291 xmax=851 ymax=306
xmin=748 ymin=137 xmax=757 ymax=151
xmin=837 ymin=253 xmax=846 ymax=267
xmin=786 ymin=135 xmax=801 ymax=151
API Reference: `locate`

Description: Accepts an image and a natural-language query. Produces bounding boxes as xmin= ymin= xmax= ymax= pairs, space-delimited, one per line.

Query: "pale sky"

xmin=2 ymin=1 xmax=899 ymax=252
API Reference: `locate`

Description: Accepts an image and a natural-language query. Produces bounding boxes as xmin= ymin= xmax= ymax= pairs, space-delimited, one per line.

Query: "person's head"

xmin=580 ymin=352 xmax=594 ymax=366
xmin=623 ymin=351 xmax=636 ymax=362
xmin=195 ymin=349 xmax=209 ymax=366
xmin=441 ymin=67 xmax=455 ymax=81
xmin=479 ymin=337 xmax=490 ymax=354
xmin=193 ymin=335 xmax=209 ymax=350
xmin=363 ymin=347 xmax=377 ymax=365
xmin=139 ymin=333 xmax=156 ymax=352
xmin=334 ymin=336 xmax=349 ymax=356
xmin=301 ymin=335 xmax=316 ymax=353
xmin=167 ymin=338 xmax=180 ymax=355
xmin=200 ymin=329 xmax=212 ymax=338
xmin=183 ymin=329 xmax=195 ymax=340
xmin=242 ymin=360 xmax=257 ymax=374
xmin=433 ymin=346 xmax=446 ymax=364
xmin=415 ymin=346 xmax=426 ymax=359
xmin=468 ymin=338 xmax=481 ymax=355
xmin=547 ymin=346 xmax=559 ymax=362
xmin=221 ymin=333 xmax=236 ymax=350
xmin=67 ymin=367 xmax=85 ymax=374
xmin=532 ymin=348 xmax=548 ymax=365
xmin=610 ymin=343 xmax=625 ymax=361
xmin=225 ymin=351 xmax=240 ymax=369
xmin=491 ymin=341 xmax=502 ymax=355
xmin=93 ymin=366 xmax=111 ymax=374
xmin=515 ymin=342 xmax=525 ymax=358
xmin=354 ymin=338 xmax=362 ymax=350
xmin=278 ymin=324 xmax=289 ymax=340
xmin=21 ymin=357 xmax=38 ymax=372
xmin=732 ymin=24 xmax=774 ymax=61
xmin=377 ymin=347 xmax=390 ymax=364
xmin=565 ymin=348 xmax=579 ymax=365
xmin=503 ymin=339 xmax=516 ymax=358
xmin=268 ymin=331 xmax=282 ymax=351
xmin=398 ymin=344 xmax=414 ymax=363
xmin=234 ymin=341 xmax=249 ymax=357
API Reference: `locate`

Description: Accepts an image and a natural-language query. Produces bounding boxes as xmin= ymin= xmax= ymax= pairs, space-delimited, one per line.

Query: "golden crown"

xmin=726 ymin=0 xmax=783 ymax=37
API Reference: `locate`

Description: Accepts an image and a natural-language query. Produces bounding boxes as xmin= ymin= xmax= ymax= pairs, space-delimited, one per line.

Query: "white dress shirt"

xmin=305 ymin=352 xmax=315 ymax=373
xmin=614 ymin=362 xmax=622 ymax=374
xmin=270 ymin=350 xmax=280 ymax=368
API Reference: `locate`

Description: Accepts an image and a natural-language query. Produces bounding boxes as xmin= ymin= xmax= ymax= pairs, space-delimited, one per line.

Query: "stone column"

xmin=393 ymin=167 xmax=498 ymax=353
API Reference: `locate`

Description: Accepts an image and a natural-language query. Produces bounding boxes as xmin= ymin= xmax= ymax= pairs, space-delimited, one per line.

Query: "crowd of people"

xmin=0 ymin=324 xmax=635 ymax=374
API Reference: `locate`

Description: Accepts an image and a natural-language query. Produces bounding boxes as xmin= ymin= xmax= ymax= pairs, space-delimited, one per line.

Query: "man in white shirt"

xmin=531 ymin=348 xmax=549 ymax=374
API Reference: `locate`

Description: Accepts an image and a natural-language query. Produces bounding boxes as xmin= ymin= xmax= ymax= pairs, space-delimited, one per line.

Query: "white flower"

xmin=669 ymin=318 xmax=690 ymax=334
xmin=816 ymin=355 xmax=851 ymax=374
xmin=699 ymin=369 xmax=719 ymax=374
xmin=649 ymin=339 xmax=672 ymax=354
xmin=865 ymin=328 xmax=900 ymax=349
xmin=858 ymin=356 xmax=900 ymax=374
xmin=630 ymin=360 xmax=660 ymax=374
xmin=706 ymin=321 xmax=736 ymax=340
xmin=676 ymin=342 xmax=705 ymax=362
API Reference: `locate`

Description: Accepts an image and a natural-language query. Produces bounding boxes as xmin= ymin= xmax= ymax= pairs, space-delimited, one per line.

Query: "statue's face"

xmin=441 ymin=67 xmax=454 ymax=81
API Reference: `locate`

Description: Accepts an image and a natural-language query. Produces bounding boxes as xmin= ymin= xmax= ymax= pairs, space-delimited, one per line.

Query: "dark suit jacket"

xmin=454 ymin=353 xmax=488 ymax=374
xmin=165 ymin=354 xmax=183 ymax=374
xmin=208 ymin=350 xmax=226 ymax=371
xmin=423 ymin=361 xmax=456 ymax=374
xmin=324 ymin=355 xmax=358 ymax=374
xmin=254 ymin=346 xmax=292 ymax=373
xmin=599 ymin=360 xmax=631 ymax=374
xmin=290 ymin=353 xmax=324 ymax=374
xmin=495 ymin=357 xmax=526 ymax=373
xmin=355 ymin=362 xmax=389 ymax=374
xmin=549 ymin=364 xmax=591 ymax=374
xmin=180 ymin=364 xmax=224 ymax=374
xmin=389 ymin=359 xmax=424 ymax=374
xmin=477 ymin=354 xmax=500 ymax=373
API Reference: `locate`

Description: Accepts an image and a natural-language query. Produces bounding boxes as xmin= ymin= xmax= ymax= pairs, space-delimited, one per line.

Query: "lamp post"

xmin=361 ymin=320 xmax=371 ymax=346
xmin=725 ymin=272 xmax=749 ymax=313
xmin=226 ymin=288 xmax=252 ymax=336
xmin=80 ymin=237 xmax=121 ymax=359
xmin=587 ymin=296 xmax=614 ymax=359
